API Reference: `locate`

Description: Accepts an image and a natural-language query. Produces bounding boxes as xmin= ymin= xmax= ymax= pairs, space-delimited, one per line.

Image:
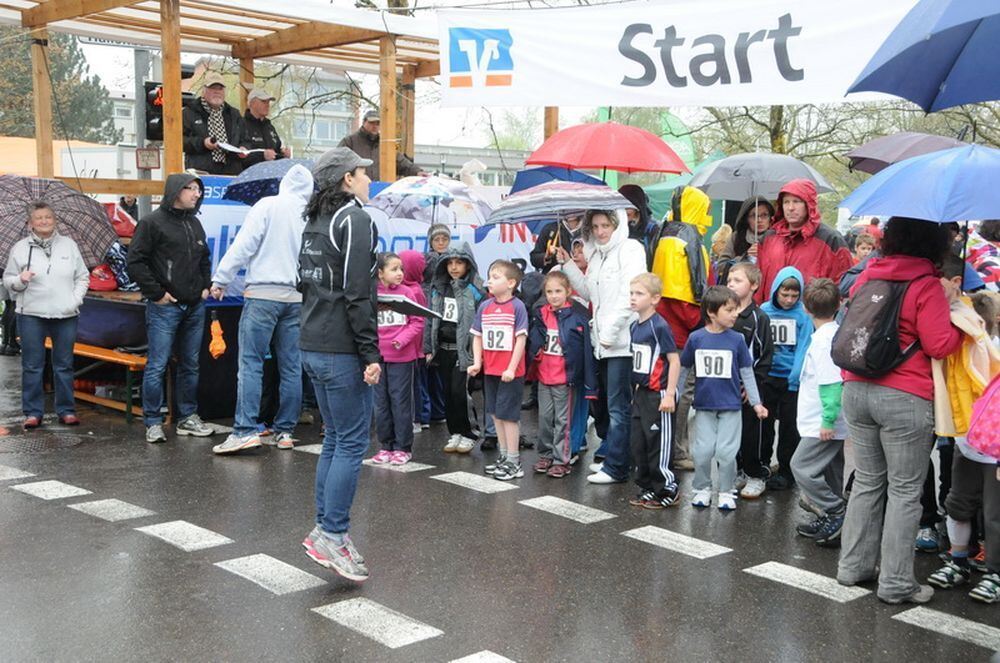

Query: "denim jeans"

xmin=303 ymin=351 xmax=374 ymax=535
xmin=18 ymin=314 xmax=77 ymax=418
xmin=234 ymin=298 xmax=301 ymax=436
xmin=838 ymin=382 xmax=935 ymax=601
xmin=142 ymin=301 xmax=205 ymax=426
xmin=595 ymin=356 xmax=632 ymax=480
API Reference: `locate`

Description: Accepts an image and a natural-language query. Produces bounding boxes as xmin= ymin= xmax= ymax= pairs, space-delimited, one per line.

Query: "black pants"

xmin=374 ymin=361 xmax=415 ymax=452
xmin=630 ymin=388 xmax=676 ymax=497
xmin=1 ymin=299 xmax=17 ymax=348
xmin=919 ymin=442 xmax=954 ymax=528
xmin=437 ymin=348 xmax=474 ymax=438
xmin=761 ymin=377 xmax=800 ymax=479
xmin=739 ymin=400 xmax=768 ymax=479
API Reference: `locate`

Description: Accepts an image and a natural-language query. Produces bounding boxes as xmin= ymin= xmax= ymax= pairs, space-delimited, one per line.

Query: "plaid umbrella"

xmin=485 ymin=181 xmax=634 ymax=225
xmin=0 ymin=176 xmax=118 ymax=269
xmin=221 ymin=158 xmax=315 ymax=206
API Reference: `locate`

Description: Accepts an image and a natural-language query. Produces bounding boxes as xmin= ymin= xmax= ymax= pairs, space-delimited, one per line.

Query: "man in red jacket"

xmin=755 ymin=179 xmax=853 ymax=304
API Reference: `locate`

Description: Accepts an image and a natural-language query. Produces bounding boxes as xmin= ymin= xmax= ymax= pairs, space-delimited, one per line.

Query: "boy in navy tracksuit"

xmin=527 ymin=271 xmax=598 ymax=478
xmin=760 ymin=266 xmax=814 ymax=490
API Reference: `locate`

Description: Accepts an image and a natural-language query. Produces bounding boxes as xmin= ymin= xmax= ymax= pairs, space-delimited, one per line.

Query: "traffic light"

xmin=144 ymin=80 xmax=196 ymax=142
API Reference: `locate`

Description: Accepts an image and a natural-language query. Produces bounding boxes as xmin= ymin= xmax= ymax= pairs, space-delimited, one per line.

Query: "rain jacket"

xmin=424 ymin=242 xmax=483 ymax=369
xmin=530 ymin=219 xmax=580 ymax=272
xmin=760 ymin=266 xmax=813 ymax=391
xmin=3 ymin=232 xmax=88 ymax=318
xmin=377 ymin=280 xmax=425 ymax=363
xmin=756 ymin=179 xmax=853 ymax=303
xmin=399 ymin=250 xmax=427 ymax=307
xmin=619 ymin=184 xmax=661 ymax=269
xmin=182 ymin=98 xmax=246 ymax=175
xmin=211 ymin=164 xmax=312 ymax=299
xmin=527 ymin=300 xmax=599 ymax=397
xmin=338 ymin=127 xmax=420 ymax=182
xmin=717 ymin=197 xmax=775 ymax=284
xmin=561 ymin=209 xmax=646 ymax=359
xmin=128 ymin=173 xmax=212 ymax=305
xmin=843 ymin=255 xmax=962 ymax=400
xmin=423 ymin=223 xmax=451 ymax=301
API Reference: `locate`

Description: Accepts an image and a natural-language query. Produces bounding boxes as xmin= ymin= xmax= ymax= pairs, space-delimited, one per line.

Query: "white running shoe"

xmin=443 ymin=434 xmax=461 ymax=452
xmin=717 ymin=492 xmax=737 ymax=511
xmin=455 ymin=436 xmax=476 ymax=454
xmin=690 ymin=489 xmax=712 ymax=508
xmin=588 ymin=462 xmax=604 ymax=474
xmin=740 ymin=477 xmax=767 ymax=500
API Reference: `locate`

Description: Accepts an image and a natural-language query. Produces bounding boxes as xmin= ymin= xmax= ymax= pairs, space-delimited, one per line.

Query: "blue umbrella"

xmin=510 ymin=166 xmax=603 ymax=194
xmin=849 ymin=1 xmax=1000 ymax=112
xmin=840 ymin=144 xmax=1000 ymax=222
xmin=222 ymin=158 xmax=315 ymax=206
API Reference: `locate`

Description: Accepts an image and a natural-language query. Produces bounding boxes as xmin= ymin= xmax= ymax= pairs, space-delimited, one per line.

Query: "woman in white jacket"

xmin=557 ymin=209 xmax=647 ymax=484
xmin=2 ymin=201 xmax=89 ymax=430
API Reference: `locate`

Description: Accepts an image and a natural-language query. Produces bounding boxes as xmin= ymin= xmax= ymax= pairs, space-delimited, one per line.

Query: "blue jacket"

xmin=528 ymin=301 xmax=599 ymax=398
xmin=760 ymin=265 xmax=813 ymax=391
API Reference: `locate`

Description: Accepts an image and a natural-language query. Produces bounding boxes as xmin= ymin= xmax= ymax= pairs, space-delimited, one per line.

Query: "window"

xmin=292 ymin=116 xmax=349 ymax=145
xmin=115 ymin=106 xmax=133 ymax=119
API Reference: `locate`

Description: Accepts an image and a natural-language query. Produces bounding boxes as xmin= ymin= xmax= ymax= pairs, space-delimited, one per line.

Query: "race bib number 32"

xmin=771 ymin=319 xmax=797 ymax=346
xmin=694 ymin=349 xmax=733 ymax=379
xmin=543 ymin=329 xmax=562 ymax=356
xmin=442 ymin=297 xmax=458 ymax=323
xmin=483 ymin=324 xmax=513 ymax=352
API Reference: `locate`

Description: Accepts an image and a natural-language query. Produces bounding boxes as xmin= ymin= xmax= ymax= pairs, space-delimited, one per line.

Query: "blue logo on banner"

xmin=448 ymin=28 xmax=513 ymax=88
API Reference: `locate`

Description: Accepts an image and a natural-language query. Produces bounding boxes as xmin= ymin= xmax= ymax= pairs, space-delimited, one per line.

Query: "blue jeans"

xmin=234 ymin=298 xmax=301 ymax=436
xmin=18 ymin=314 xmax=77 ymax=418
xmin=596 ymin=356 xmax=632 ymax=480
xmin=303 ymin=351 xmax=374 ymax=535
xmin=143 ymin=301 xmax=205 ymax=426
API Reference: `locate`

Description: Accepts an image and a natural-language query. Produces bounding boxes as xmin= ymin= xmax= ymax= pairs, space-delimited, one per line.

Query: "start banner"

xmin=438 ymin=0 xmax=916 ymax=107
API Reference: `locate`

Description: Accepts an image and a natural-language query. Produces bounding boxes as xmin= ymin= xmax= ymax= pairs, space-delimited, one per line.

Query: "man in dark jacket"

xmin=338 ymin=109 xmax=421 ymax=182
xmin=182 ymin=72 xmax=246 ymax=175
xmin=620 ymin=184 xmax=661 ymax=269
xmin=529 ymin=214 xmax=582 ymax=272
xmin=127 ymin=174 xmax=215 ymax=443
xmin=241 ymin=88 xmax=290 ymax=168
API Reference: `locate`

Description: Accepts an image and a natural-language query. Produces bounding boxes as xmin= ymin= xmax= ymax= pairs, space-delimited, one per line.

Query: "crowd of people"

xmin=0 ymin=137 xmax=996 ymax=605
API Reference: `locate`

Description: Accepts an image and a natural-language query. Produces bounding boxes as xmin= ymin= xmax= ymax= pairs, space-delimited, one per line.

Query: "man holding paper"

xmin=182 ymin=71 xmax=247 ymax=175
xmin=241 ymin=88 xmax=291 ymax=168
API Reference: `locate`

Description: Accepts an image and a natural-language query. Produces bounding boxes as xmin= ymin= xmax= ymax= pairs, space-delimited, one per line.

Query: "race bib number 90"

xmin=543 ymin=329 xmax=562 ymax=356
xmin=771 ymin=319 xmax=797 ymax=346
xmin=483 ymin=325 xmax=513 ymax=352
xmin=377 ymin=309 xmax=406 ymax=328
xmin=442 ymin=297 xmax=458 ymax=323
xmin=694 ymin=349 xmax=733 ymax=379
xmin=632 ymin=344 xmax=653 ymax=375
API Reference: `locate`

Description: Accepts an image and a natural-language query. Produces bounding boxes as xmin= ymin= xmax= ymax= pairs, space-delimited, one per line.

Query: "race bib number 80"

xmin=442 ymin=297 xmax=458 ymax=323
xmin=694 ymin=349 xmax=733 ymax=379
xmin=483 ymin=324 xmax=513 ymax=351
xmin=771 ymin=319 xmax=797 ymax=346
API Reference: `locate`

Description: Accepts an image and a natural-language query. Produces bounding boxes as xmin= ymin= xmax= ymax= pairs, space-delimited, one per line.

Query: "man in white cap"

xmin=242 ymin=88 xmax=291 ymax=168
xmin=338 ymin=108 xmax=422 ymax=182
xmin=182 ymin=71 xmax=247 ymax=175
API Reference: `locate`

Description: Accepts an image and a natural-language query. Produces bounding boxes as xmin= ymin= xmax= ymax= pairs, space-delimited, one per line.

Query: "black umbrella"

xmin=845 ymin=132 xmax=965 ymax=174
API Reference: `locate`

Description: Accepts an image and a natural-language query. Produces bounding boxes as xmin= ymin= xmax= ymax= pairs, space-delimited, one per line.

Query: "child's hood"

xmin=433 ymin=241 xmax=480 ymax=288
xmin=767 ymin=265 xmax=806 ymax=312
xmin=399 ymin=250 xmax=426 ymax=286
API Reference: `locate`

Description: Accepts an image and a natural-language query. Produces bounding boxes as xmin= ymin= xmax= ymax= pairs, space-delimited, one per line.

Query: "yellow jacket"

xmin=651 ymin=186 xmax=712 ymax=304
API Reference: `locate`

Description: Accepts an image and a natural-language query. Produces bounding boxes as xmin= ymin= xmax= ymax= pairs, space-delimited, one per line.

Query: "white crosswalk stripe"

xmin=311 ymin=598 xmax=443 ymax=649
xmin=135 ymin=520 xmax=234 ymax=552
xmin=68 ymin=499 xmax=156 ymax=522
xmin=450 ymin=651 xmax=517 ymax=663
xmin=10 ymin=480 xmax=91 ymax=500
xmin=430 ymin=471 xmax=519 ymax=494
xmin=0 ymin=464 xmax=34 ymax=482
xmin=743 ymin=562 xmax=869 ymax=603
xmin=621 ymin=525 xmax=731 ymax=559
xmin=293 ymin=444 xmax=323 ymax=455
xmin=362 ymin=459 xmax=435 ymax=473
xmin=519 ymin=496 xmax=616 ymax=524
xmin=215 ymin=554 xmax=327 ymax=595
xmin=893 ymin=606 xmax=1000 ymax=652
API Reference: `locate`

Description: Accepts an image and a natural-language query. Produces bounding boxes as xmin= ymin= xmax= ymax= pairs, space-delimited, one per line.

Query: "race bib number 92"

xmin=694 ymin=349 xmax=733 ymax=379
xmin=483 ymin=324 xmax=513 ymax=352
xmin=543 ymin=329 xmax=562 ymax=356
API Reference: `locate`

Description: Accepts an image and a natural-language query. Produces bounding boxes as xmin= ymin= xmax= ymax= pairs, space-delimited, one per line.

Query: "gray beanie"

xmin=427 ymin=223 xmax=450 ymax=243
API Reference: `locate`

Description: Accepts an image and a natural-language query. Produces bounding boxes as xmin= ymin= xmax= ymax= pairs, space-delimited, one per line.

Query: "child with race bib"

xmin=371 ymin=252 xmax=425 ymax=465
xmin=681 ymin=286 xmax=767 ymax=510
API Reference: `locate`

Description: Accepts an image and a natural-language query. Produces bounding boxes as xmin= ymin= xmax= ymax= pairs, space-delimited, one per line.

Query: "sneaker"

xmin=480 ymin=436 xmax=498 ymax=451
xmin=390 ymin=451 xmax=412 ymax=465
xmin=533 ymin=458 xmax=554 ymax=474
xmin=412 ymin=423 xmax=423 ymax=435
xmin=421 ymin=423 xmax=431 ymax=430
xmin=493 ymin=460 xmax=524 ymax=481
xmin=275 ymin=432 xmax=296 ymax=450
xmin=717 ymin=492 xmax=737 ymax=511
xmin=212 ymin=433 xmax=262 ymax=455
xmin=629 ymin=491 xmax=655 ymax=507
xmin=645 ymin=489 xmax=680 ymax=510
xmin=301 ymin=526 xmax=366 ymax=565
xmin=766 ymin=473 xmax=794 ymax=491
xmin=814 ymin=512 xmax=845 ymax=547
xmin=484 ymin=456 xmax=507 ymax=475
xmin=546 ymin=463 xmax=570 ymax=478
xmin=443 ymin=434 xmax=461 ymax=452
xmin=343 ymin=533 xmax=365 ymax=565
xmin=915 ymin=526 xmax=940 ymax=552
xmin=59 ymin=414 xmax=80 ymax=426
xmin=145 ymin=424 xmax=166 ymax=443
xmin=588 ymin=462 xmax=604 ymax=474
xmin=298 ymin=409 xmax=315 ymax=425
xmin=740 ymin=477 xmax=767 ymax=500
xmin=878 ymin=584 xmax=934 ymax=605
xmin=569 ymin=453 xmax=579 ymax=465
xmin=586 ymin=470 xmax=622 ymax=484
xmin=371 ymin=449 xmax=393 ymax=464
xmin=176 ymin=414 xmax=213 ymax=437
xmin=928 ymin=560 xmax=971 ymax=589
xmin=518 ymin=435 xmax=534 ymax=450
xmin=969 ymin=572 xmax=1000 ymax=604
xmin=796 ymin=516 xmax=827 ymax=539
xmin=734 ymin=471 xmax=748 ymax=492
xmin=302 ymin=525 xmax=320 ymax=552
xmin=970 ymin=544 xmax=988 ymax=573
xmin=691 ymin=489 xmax=712 ymax=508
xmin=307 ymin=533 xmax=369 ymax=582
xmin=22 ymin=416 xmax=41 ymax=430
xmin=455 ymin=436 xmax=476 ymax=454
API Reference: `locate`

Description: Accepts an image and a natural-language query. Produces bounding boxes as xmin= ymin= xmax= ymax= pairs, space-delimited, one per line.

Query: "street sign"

xmin=78 ymin=36 xmax=146 ymax=49
xmin=135 ymin=147 xmax=160 ymax=170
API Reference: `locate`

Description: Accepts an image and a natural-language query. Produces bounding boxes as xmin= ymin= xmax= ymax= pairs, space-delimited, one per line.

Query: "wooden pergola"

xmin=2 ymin=0 xmax=469 ymax=195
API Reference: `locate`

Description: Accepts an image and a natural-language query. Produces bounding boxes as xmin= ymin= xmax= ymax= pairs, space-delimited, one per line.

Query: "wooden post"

xmin=401 ymin=65 xmax=416 ymax=159
xmin=30 ymin=28 xmax=54 ymax=178
xmin=239 ymin=57 xmax=254 ymax=113
xmin=379 ymin=36 xmax=398 ymax=182
xmin=544 ymin=106 xmax=559 ymax=140
xmin=160 ymin=0 xmax=183 ymax=174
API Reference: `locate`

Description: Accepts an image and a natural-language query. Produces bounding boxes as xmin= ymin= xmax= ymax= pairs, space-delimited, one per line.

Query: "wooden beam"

xmin=21 ymin=0 xmax=143 ymax=27
xmin=414 ymin=60 xmax=439 ymax=78
xmin=30 ymin=28 xmax=54 ymax=178
xmin=160 ymin=0 xmax=183 ymax=174
xmin=238 ymin=57 xmax=254 ymax=113
xmin=401 ymin=65 xmax=416 ymax=158
xmin=379 ymin=36 xmax=397 ymax=183
xmin=58 ymin=177 xmax=166 ymax=196
xmin=231 ymin=22 xmax=383 ymax=60
xmin=544 ymin=107 xmax=559 ymax=139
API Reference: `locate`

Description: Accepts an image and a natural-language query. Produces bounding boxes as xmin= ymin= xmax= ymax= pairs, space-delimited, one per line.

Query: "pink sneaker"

xmin=371 ymin=450 xmax=393 ymax=464
xmin=390 ymin=451 xmax=412 ymax=465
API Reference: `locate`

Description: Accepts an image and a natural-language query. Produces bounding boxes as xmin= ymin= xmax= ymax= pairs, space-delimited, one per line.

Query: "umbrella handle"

xmin=26 ymin=245 xmax=32 ymax=272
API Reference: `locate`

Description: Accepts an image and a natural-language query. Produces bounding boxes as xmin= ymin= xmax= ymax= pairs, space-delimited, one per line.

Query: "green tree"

xmin=0 ymin=27 xmax=121 ymax=144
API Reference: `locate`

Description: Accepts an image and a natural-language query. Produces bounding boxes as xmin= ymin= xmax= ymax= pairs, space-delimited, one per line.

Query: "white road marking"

xmin=311 ymin=598 xmax=443 ymax=649
xmin=519 ymin=496 xmax=616 ymax=524
xmin=362 ymin=459 xmax=435 ymax=473
xmin=621 ymin=525 xmax=731 ymax=559
xmin=893 ymin=606 xmax=1000 ymax=652
xmin=135 ymin=520 xmax=233 ymax=552
xmin=450 ymin=651 xmax=517 ymax=663
xmin=0 ymin=464 xmax=34 ymax=482
xmin=743 ymin=561 xmax=869 ymax=603
xmin=68 ymin=499 xmax=156 ymax=522
xmin=215 ymin=554 xmax=327 ymax=595
xmin=293 ymin=444 xmax=323 ymax=455
xmin=10 ymin=480 xmax=91 ymax=500
xmin=430 ymin=471 xmax=519 ymax=494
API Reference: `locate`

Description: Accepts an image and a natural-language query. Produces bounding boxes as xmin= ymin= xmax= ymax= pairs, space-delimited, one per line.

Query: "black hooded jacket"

xmin=619 ymin=184 xmax=660 ymax=269
xmin=717 ymin=196 xmax=775 ymax=285
xmin=127 ymin=174 xmax=211 ymax=305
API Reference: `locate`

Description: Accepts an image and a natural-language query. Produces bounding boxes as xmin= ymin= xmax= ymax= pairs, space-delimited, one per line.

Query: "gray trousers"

xmin=538 ymin=383 xmax=572 ymax=466
xmin=692 ymin=409 xmax=742 ymax=493
xmin=837 ymin=382 xmax=934 ymax=601
xmin=673 ymin=370 xmax=696 ymax=461
xmin=790 ymin=436 xmax=846 ymax=515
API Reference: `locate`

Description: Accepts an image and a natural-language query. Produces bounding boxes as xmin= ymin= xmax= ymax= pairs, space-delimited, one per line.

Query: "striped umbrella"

xmin=485 ymin=181 xmax=635 ymax=225
xmin=0 ymin=175 xmax=117 ymax=268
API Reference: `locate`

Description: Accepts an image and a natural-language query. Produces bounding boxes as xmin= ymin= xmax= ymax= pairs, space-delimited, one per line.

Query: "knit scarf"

xmin=28 ymin=231 xmax=55 ymax=258
xmin=201 ymin=98 xmax=228 ymax=164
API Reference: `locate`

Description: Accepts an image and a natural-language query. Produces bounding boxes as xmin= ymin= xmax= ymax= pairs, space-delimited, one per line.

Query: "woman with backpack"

xmin=835 ymin=216 xmax=963 ymax=605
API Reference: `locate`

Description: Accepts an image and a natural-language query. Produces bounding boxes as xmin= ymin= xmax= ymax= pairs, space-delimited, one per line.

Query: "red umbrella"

xmin=526 ymin=122 xmax=689 ymax=174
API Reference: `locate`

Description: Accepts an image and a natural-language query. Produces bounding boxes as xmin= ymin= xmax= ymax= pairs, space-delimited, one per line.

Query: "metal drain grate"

xmin=0 ymin=433 xmax=85 ymax=453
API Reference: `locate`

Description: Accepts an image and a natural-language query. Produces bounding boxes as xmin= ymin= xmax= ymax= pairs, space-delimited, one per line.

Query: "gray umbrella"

xmin=845 ymin=131 xmax=965 ymax=174
xmin=688 ymin=152 xmax=835 ymax=200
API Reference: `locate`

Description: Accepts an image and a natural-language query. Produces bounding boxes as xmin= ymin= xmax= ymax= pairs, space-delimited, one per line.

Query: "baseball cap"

xmin=312 ymin=147 xmax=373 ymax=187
xmin=247 ymin=88 xmax=275 ymax=103
xmin=201 ymin=71 xmax=226 ymax=89
xmin=363 ymin=109 xmax=380 ymax=122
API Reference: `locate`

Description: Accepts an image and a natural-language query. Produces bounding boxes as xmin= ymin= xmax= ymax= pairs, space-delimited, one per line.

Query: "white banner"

xmin=438 ymin=0 xmax=916 ymax=107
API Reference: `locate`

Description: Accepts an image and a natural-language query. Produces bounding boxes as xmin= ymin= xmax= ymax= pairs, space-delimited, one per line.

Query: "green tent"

xmin=644 ymin=151 xmax=726 ymax=248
